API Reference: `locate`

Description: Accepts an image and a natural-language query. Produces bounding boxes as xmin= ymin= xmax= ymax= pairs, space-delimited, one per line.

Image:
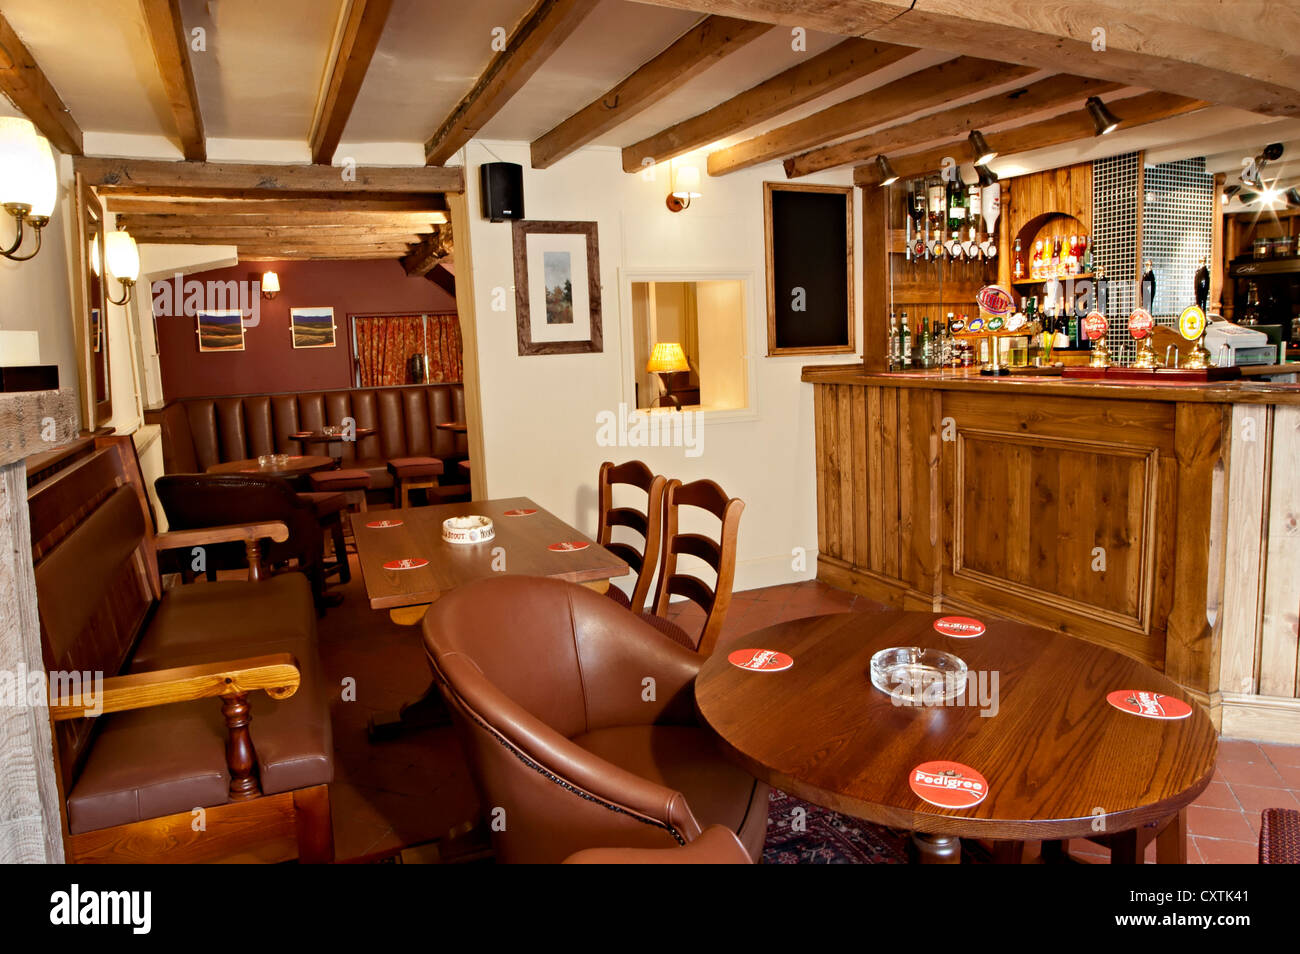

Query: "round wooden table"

xmin=206 ymin=455 xmax=336 ymax=479
xmin=695 ymin=610 xmax=1218 ymax=864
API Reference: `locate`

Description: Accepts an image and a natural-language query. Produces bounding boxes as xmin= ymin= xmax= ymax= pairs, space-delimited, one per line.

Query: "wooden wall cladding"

xmin=1005 ymin=161 xmax=1092 ymax=244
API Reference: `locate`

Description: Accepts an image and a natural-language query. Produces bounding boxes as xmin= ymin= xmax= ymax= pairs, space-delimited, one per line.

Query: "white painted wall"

xmin=462 ymin=140 xmax=862 ymax=592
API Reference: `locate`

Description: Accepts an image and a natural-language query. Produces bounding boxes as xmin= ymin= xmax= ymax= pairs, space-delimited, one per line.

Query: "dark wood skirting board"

xmin=807 ymin=374 xmax=1231 ymax=721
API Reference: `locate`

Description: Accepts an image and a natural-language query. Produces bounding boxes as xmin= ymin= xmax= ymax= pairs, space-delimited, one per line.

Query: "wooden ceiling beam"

xmin=74 ymin=157 xmax=464 ymax=195
xmin=633 ymin=0 xmax=1300 ymax=118
xmin=240 ymin=251 xmax=403 ymax=261
xmin=116 ymin=211 xmax=446 ymax=229
xmin=853 ymin=90 xmax=1208 ymax=186
xmin=707 ymin=57 xmax=1035 ymax=176
xmin=126 ymin=225 xmax=426 ymax=243
xmin=785 ymin=74 xmax=1124 ymax=177
xmin=309 ymin=0 xmax=394 ymax=164
xmin=621 ymin=38 xmax=912 ymax=173
xmin=229 ymin=241 xmax=413 ymax=253
xmin=424 ymin=0 xmax=600 ymax=165
xmin=401 ymin=230 xmax=452 ymax=276
xmin=531 ymin=15 xmax=772 ymax=170
xmin=139 ymin=0 xmax=205 ymax=160
xmin=105 ymin=196 xmax=448 ymax=214
xmin=0 ymin=11 xmax=83 ymax=155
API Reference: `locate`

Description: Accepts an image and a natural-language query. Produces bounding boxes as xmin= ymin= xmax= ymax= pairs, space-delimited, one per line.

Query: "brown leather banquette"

xmin=28 ymin=435 xmax=334 ymax=863
xmin=151 ymin=383 xmax=467 ymax=489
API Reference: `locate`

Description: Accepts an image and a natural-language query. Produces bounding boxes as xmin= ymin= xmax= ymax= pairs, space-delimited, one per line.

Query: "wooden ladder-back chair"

xmin=649 ymin=478 xmax=744 ymax=656
xmin=596 ymin=460 xmax=666 ymax=613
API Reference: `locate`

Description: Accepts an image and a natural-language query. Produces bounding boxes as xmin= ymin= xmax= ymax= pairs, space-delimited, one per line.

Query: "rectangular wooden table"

xmin=350 ymin=496 xmax=628 ymax=737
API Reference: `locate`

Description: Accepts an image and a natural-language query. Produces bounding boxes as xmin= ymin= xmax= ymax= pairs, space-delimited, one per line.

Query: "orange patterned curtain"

xmin=353 ymin=314 xmax=462 ymax=386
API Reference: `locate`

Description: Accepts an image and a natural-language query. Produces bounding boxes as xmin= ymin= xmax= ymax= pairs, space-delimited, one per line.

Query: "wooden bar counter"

xmin=802 ymin=364 xmax=1300 ymax=743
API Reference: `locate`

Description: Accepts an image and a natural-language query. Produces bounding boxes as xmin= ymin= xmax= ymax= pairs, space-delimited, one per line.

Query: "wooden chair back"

xmin=652 ymin=478 xmax=744 ymax=655
xmin=596 ymin=460 xmax=666 ymax=613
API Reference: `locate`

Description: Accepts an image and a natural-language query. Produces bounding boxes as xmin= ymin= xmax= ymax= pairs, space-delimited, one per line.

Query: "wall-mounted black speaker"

xmin=480 ymin=162 xmax=524 ymax=222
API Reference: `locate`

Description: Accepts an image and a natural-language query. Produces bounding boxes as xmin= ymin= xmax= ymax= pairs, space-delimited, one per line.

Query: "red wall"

xmin=153 ymin=258 xmax=456 ymax=400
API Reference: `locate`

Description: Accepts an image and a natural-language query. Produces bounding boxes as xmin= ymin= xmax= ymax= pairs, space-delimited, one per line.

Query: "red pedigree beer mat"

xmin=909 ymin=761 xmax=989 ymax=810
xmin=1106 ymin=690 xmax=1193 ymax=720
xmin=382 ymin=558 xmax=428 ymax=571
xmin=503 ymin=508 xmax=538 ymax=516
xmin=934 ymin=616 xmax=985 ymax=638
xmin=547 ymin=541 xmax=589 ymax=551
xmin=365 ymin=520 xmax=403 ymax=529
xmin=727 ymin=649 xmax=794 ymax=673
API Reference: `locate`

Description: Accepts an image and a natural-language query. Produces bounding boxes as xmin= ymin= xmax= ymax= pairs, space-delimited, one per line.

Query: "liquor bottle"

xmin=926 ymin=176 xmax=945 ymax=234
xmin=1082 ymin=235 xmax=1093 ymax=274
xmin=919 ymin=316 xmax=932 ymax=368
xmin=1141 ymin=260 xmax=1156 ymax=311
xmin=967 ymin=182 xmax=981 ymax=232
xmin=939 ymin=314 xmax=952 ymax=366
xmin=1240 ymin=283 xmax=1262 ymax=325
xmin=888 ymin=313 xmax=900 ymax=369
xmin=1051 ymin=236 xmax=1062 ymax=278
xmin=1013 ymin=238 xmax=1024 ymax=280
xmin=1065 ymin=234 xmax=1078 ymax=275
xmin=900 ymin=312 xmax=912 ymax=367
xmin=947 ymin=175 xmax=966 ymax=233
xmin=1031 ymin=240 xmax=1044 ymax=280
xmin=1194 ymin=256 xmax=1210 ymax=312
xmin=1067 ymin=295 xmax=1080 ymax=346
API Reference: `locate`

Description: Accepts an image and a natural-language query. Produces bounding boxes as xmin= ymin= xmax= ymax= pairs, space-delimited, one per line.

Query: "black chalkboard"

xmin=765 ymin=183 xmax=854 ymax=354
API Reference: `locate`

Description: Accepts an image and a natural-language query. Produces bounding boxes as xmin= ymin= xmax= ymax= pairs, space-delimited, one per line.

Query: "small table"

xmin=290 ymin=427 xmax=378 ymax=461
xmin=351 ymin=496 xmax=628 ymax=738
xmin=695 ymin=610 xmax=1218 ymax=864
xmin=206 ymin=455 xmax=336 ymax=480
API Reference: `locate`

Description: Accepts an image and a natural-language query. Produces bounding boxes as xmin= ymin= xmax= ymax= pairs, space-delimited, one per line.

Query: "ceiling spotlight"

xmin=1262 ymin=142 xmax=1285 ymax=162
xmin=1285 ymin=187 xmax=1300 ymax=209
xmin=1085 ymin=96 xmax=1120 ymax=136
xmin=976 ymin=163 xmax=999 ymax=186
xmin=1259 ymin=186 xmax=1283 ymax=208
xmin=875 ymin=154 xmax=899 ymax=187
xmin=968 ymin=130 xmax=997 ymax=166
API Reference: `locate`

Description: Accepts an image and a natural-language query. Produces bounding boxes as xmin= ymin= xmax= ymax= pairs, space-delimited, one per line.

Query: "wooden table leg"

xmin=1155 ymin=809 xmax=1188 ymax=864
xmin=909 ymin=831 xmax=961 ymax=864
xmin=389 ymin=604 xmax=429 ymax=626
xmin=1107 ymin=828 xmax=1141 ymax=864
xmin=990 ymin=840 xmax=1025 ymax=864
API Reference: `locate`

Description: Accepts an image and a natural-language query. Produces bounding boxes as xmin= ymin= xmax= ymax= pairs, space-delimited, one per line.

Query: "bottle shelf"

xmin=1011 ymin=272 xmax=1094 ymax=286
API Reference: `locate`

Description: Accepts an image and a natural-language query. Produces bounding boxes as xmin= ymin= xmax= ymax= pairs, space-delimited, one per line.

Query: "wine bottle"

xmin=947 ymin=175 xmax=966 ymax=233
xmin=1194 ymin=256 xmax=1210 ymax=312
xmin=920 ymin=316 xmax=932 ymax=369
xmin=900 ymin=312 xmax=912 ymax=367
xmin=1013 ymin=238 xmax=1024 ymax=280
xmin=888 ymin=313 xmax=900 ymax=369
xmin=1141 ymin=260 xmax=1156 ymax=312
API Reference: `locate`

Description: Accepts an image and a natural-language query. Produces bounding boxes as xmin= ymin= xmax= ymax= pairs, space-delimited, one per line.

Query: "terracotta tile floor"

xmin=316 ymin=567 xmax=1298 ymax=863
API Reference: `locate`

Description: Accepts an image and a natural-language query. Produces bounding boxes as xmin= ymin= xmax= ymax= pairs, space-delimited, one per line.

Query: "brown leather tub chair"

xmin=155 ymin=474 xmax=334 ymax=610
xmin=422 ymin=575 xmax=770 ymax=863
xmin=563 ymin=824 xmax=752 ymax=864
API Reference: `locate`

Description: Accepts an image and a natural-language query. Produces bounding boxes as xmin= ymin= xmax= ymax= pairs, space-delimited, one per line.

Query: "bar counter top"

xmin=801 ymin=363 xmax=1300 ymax=404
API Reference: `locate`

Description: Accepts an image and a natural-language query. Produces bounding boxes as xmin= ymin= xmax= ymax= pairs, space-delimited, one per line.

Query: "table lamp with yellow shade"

xmin=646 ymin=342 xmax=690 ymax=410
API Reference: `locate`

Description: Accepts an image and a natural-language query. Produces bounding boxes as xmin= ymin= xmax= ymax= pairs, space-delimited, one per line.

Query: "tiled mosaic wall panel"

xmin=1091 ymin=153 xmax=1214 ymax=363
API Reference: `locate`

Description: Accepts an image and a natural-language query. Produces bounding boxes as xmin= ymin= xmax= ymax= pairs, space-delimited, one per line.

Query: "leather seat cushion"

xmin=570 ymin=724 xmax=769 ymax=861
xmin=66 ymin=648 xmax=334 ymax=835
xmin=387 ymin=456 xmax=444 ymax=479
xmin=309 ymin=469 xmax=372 ymax=491
xmin=129 ymin=574 xmax=316 ymax=671
xmin=298 ymin=491 xmax=346 ymax=517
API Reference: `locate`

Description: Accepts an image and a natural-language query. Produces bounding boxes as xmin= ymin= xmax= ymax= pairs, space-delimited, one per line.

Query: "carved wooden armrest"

xmin=50 ymin=654 xmax=301 ymax=800
xmin=154 ymin=521 xmax=289 ymax=581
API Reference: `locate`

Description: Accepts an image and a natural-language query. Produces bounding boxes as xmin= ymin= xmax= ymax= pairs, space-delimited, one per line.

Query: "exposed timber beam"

xmin=125 ymin=226 xmax=426 ymax=243
xmin=139 ymin=0 xmax=206 ymax=160
xmin=74 ymin=158 xmax=464 ymax=196
xmin=428 ymin=262 xmax=455 ymax=297
xmin=707 ymin=57 xmax=1034 ymax=176
xmin=621 ymin=38 xmax=912 ymax=173
xmin=853 ymin=90 xmax=1208 ymax=185
xmin=401 ymin=230 xmax=453 ymax=276
xmin=424 ymin=0 xmax=600 ymax=165
xmin=531 ymin=15 xmax=772 ymax=170
xmin=115 ymin=211 xmax=446 ymax=229
xmin=309 ymin=0 xmax=394 ymax=164
xmin=632 ymin=1 xmax=1300 ymax=118
xmin=0 ymin=11 xmax=83 ymax=154
xmin=785 ymin=74 xmax=1123 ymax=177
xmin=104 ymin=196 xmax=448 ymax=215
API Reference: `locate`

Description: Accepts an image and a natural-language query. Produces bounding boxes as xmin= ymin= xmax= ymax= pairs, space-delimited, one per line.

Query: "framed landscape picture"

xmin=196 ymin=310 xmax=246 ymax=352
xmin=511 ymin=220 xmax=602 ymax=355
xmin=290 ymin=307 xmax=337 ymax=349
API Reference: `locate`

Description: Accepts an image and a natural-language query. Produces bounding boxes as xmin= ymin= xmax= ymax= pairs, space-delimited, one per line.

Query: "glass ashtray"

xmin=870 ymin=647 xmax=968 ymax=705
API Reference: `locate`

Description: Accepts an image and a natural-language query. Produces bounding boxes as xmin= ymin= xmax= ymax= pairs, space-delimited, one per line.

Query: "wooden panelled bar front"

xmin=803 ymin=367 xmax=1300 ymax=743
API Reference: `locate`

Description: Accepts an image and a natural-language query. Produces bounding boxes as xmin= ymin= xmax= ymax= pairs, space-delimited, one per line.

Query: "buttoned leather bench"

xmin=28 ymin=436 xmax=334 ymax=863
xmin=149 ymin=382 xmax=469 ymax=495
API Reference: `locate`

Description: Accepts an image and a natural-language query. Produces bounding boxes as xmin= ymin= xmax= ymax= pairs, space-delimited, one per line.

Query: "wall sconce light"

xmin=875 ymin=154 xmax=899 ymax=187
xmin=646 ymin=341 xmax=690 ymax=409
xmin=1085 ymin=96 xmax=1120 ymax=136
xmin=104 ymin=229 xmax=140 ymax=305
xmin=666 ymin=164 xmax=701 ymax=212
xmin=968 ymin=130 xmax=997 ymax=166
xmin=0 ymin=117 xmax=58 ymax=262
xmin=261 ymin=270 xmax=280 ymax=299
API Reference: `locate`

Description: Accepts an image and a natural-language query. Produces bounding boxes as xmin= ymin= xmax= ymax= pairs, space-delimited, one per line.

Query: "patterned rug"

xmin=762 ymin=789 xmax=910 ymax=864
